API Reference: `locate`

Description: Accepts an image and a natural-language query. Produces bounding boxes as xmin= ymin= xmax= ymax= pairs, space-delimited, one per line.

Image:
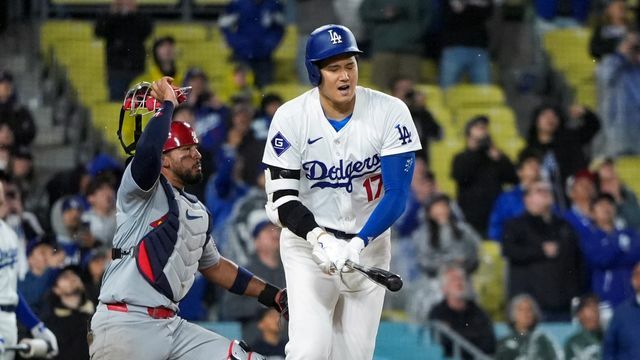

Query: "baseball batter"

xmin=89 ymin=77 xmax=286 ymax=360
xmin=262 ymin=25 xmax=420 ymax=359
xmin=0 ymin=182 xmax=58 ymax=360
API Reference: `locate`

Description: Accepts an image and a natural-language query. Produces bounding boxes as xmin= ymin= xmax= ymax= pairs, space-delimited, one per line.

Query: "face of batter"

xmin=318 ymin=54 xmax=358 ymax=113
xmin=162 ymin=144 xmax=203 ymax=187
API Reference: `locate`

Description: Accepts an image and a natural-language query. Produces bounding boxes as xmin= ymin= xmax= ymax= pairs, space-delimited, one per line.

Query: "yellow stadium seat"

xmin=455 ymin=106 xmax=518 ymax=135
xmin=261 ymin=83 xmax=311 ymax=101
xmin=53 ymin=39 xmax=108 ymax=105
xmin=40 ymin=20 xmax=94 ymax=60
xmin=420 ymin=59 xmax=438 ymax=84
xmin=274 ymin=25 xmax=298 ymax=83
xmin=153 ymin=23 xmax=208 ymax=42
xmin=575 ymin=83 xmax=597 ymax=109
xmin=193 ymin=0 xmax=231 ymax=5
xmin=473 ymin=241 xmax=507 ymax=321
xmin=50 ymin=0 xmax=110 ymax=4
xmin=359 ymin=59 xmax=373 ymax=86
xmin=445 ymin=84 xmax=506 ymax=109
xmin=429 ymin=138 xmax=464 ymax=195
xmin=51 ymin=0 xmax=178 ymax=4
xmin=414 ymin=84 xmax=444 ymax=109
xmin=615 ymin=156 xmax=640 ymax=196
xmin=543 ymin=28 xmax=591 ymax=57
xmin=428 ymin=105 xmax=456 ymax=136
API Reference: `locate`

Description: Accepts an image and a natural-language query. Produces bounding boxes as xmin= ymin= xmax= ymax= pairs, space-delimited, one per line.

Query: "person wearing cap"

xmin=452 ymin=115 xmax=517 ymax=237
xmin=488 ymin=149 xmax=542 ymax=242
xmin=252 ymin=93 xmax=283 ymax=141
xmin=592 ymin=157 xmax=640 ymax=232
xmin=503 ymin=180 xmax=585 ymax=321
xmin=0 ymin=179 xmax=59 ymax=358
xmin=582 ymin=193 xmax=640 ymax=307
xmin=564 ymin=294 xmax=603 ymax=360
xmin=564 ymin=169 xmax=598 ymax=241
xmin=251 ymin=308 xmax=286 ymax=358
xmin=219 ymin=0 xmax=285 ymax=88
xmin=0 ymin=70 xmax=37 ymax=148
xmin=18 ymin=236 xmax=64 ymax=313
xmin=221 ymin=210 xmax=285 ymax=344
xmin=182 ymin=68 xmax=209 ymax=109
xmin=54 ymin=195 xmax=90 ymax=266
xmin=80 ymin=248 xmax=108 ymax=305
xmin=41 ymin=266 xmax=94 ymax=360
xmin=603 ymin=262 xmax=640 ymax=360
xmin=89 ymin=78 xmax=286 ymax=359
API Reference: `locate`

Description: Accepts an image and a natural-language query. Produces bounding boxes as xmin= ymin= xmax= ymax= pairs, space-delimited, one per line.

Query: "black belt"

xmin=0 ymin=304 xmax=16 ymax=312
xmin=324 ymin=227 xmax=357 ymax=240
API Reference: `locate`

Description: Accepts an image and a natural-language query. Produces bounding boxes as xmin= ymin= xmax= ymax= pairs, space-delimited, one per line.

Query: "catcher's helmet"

xmin=305 ymin=24 xmax=362 ymax=86
xmin=163 ymin=121 xmax=198 ymax=153
xmin=118 ymin=81 xmax=191 ymax=156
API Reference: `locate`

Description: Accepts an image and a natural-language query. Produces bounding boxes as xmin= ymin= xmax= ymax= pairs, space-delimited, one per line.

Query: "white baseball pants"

xmin=280 ymin=229 xmax=390 ymax=360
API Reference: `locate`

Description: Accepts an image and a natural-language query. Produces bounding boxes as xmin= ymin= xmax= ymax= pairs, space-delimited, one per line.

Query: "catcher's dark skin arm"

xmin=200 ymin=257 xmax=267 ymax=297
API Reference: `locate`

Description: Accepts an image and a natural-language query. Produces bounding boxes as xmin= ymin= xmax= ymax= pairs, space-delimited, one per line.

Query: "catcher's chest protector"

xmin=136 ymin=176 xmax=211 ymax=302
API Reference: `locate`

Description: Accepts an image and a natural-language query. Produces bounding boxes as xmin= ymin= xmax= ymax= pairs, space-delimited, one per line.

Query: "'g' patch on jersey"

xmin=271 ymin=131 xmax=291 ymax=157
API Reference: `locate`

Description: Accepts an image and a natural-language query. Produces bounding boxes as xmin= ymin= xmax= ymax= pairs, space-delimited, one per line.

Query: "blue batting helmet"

xmin=305 ymin=24 xmax=362 ymax=86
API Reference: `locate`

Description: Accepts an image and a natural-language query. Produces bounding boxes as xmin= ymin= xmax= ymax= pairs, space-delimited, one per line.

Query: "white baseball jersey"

xmin=262 ymin=86 xmax=421 ymax=235
xmin=0 ymin=219 xmax=19 ymax=306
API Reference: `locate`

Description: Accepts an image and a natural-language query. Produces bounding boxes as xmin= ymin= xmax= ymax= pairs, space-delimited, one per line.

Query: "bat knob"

xmin=387 ymin=276 xmax=403 ymax=292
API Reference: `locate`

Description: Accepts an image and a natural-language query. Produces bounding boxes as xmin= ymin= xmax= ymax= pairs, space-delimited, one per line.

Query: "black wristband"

xmin=258 ymin=283 xmax=279 ymax=308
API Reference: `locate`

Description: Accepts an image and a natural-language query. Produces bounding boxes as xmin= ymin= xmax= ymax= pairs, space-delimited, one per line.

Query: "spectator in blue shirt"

xmin=219 ymin=0 xmax=286 ymax=88
xmin=603 ymin=262 xmax=640 ymax=360
xmin=18 ymin=236 xmax=64 ymax=313
xmin=583 ymin=194 xmax=640 ymax=307
xmin=488 ymin=149 xmax=541 ymax=241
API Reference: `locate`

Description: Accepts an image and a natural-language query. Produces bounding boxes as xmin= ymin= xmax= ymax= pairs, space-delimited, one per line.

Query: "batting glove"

xmin=30 ymin=323 xmax=58 ymax=359
xmin=336 ymin=237 xmax=365 ymax=272
xmin=0 ymin=336 xmax=5 ymax=354
xmin=307 ymin=227 xmax=344 ymax=274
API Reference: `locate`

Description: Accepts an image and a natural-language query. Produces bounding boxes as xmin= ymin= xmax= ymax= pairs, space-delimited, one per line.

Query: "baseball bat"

xmin=345 ymin=259 xmax=403 ymax=292
xmin=5 ymin=344 xmax=30 ymax=351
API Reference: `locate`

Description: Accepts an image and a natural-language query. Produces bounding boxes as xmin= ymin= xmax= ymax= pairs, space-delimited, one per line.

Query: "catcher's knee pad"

xmin=227 ymin=340 xmax=266 ymax=360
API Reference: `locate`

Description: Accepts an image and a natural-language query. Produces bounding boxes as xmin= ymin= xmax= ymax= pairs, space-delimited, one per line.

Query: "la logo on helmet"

xmin=328 ymin=29 xmax=342 ymax=45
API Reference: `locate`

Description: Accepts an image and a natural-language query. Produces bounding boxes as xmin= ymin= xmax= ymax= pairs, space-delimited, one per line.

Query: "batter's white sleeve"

xmin=380 ymin=98 xmax=422 ymax=157
xmin=262 ymin=107 xmax=302 ymax=170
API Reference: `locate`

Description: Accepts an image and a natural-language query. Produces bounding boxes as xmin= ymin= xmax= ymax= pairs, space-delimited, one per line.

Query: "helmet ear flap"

xmin=305 ymin=60 xmax=321 ymax=86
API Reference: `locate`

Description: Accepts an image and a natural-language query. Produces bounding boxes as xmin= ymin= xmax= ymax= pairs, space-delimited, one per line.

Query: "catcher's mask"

xmin=118 ymin=82 xmax=191 ymax=155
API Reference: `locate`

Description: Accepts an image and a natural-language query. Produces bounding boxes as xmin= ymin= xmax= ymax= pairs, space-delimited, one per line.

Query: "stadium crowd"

xmin=2 ymin=0 xmax=640 ymax=359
